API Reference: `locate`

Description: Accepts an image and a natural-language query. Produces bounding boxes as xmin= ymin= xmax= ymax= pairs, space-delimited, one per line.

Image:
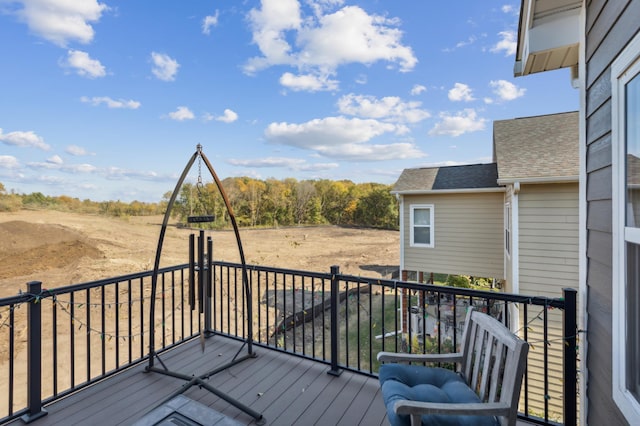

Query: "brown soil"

xmin=0 ymin=209 xmax=399 ymax=299
xmin=0 ymin=210 xmax=399 ymax=415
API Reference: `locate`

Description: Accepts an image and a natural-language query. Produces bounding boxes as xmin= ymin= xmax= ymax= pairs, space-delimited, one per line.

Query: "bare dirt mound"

xmin=0 ymin=221 xmax=103 ymax=280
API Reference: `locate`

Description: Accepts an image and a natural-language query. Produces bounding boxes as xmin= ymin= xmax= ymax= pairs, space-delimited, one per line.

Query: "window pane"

xmin=626 ymin=72 xmax=640 ymax=227
xmin=414 ymin=227 xmax=430 ymax=245
xmin=626 ymin=242 xmax=640 ymax=399
xmin=414 ymin=208 xmax=430 ymax=225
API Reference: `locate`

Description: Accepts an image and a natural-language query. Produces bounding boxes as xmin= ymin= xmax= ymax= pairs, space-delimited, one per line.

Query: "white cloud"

xmin=9 ymin=0 xmax=108 ymax=47
xmin=501 ymin=5 xmax=518 ymax=15
xmin=337 ymin=94 xmax=430 ymax=123
xmin=489 ymin=79 xmax=526 ymax=101
xmin=65 ymin=50 xmax=106 ymax=78
xmin=245 ymin=0 xmax=302 ymax=73
xmin=429 ymin=109 xmax=487 ymax=137
xmin=490 ymin=30 xmax=516 ymax=56
xmin=245 ymin=3 xmax=417 ymax=89
xmin=0 ymin=128 xmax=50 ymax=150
xmin=448 ymin=83 xmax=475 ymax=102
xmin=28 ymin=161 xmax=97 ymax=173
xmin=0 ymin=155 xmax=20 ymax=169
xmin=151 ymin=52 xmax=180 ymax=81
xmin=410 ymin=84 xmax=426 ymax=95
xmin=279 ymin=72 xmax=339 ymax=92
xmin=227 ymin=157 xmax=338 ymax=171
xmin=355 ymin=74 xmax=367 ymax=85
xmin=202 ymin=10 xmax=219 ymax=34
xmin=266 ymin=116 xmax=396 ymax=146
xmin=228 ymin=157 xmax=306 ymax=168
xmin=47 ymin=155 xmax=63 ymax=164
xmin=168 ymin=106 xmax=195 ymax=121
xmin=216 ymin=109 xmax=238 ymax=123
xmin=264 ymin=116 xmax=424 ymax=161
xmin=80 ymin=96 xmax=140 ymax=109
xmin=66 ymin=145 xmax=91 ymax=156
xmin=453 ymin=35 xmax=477 ymax=50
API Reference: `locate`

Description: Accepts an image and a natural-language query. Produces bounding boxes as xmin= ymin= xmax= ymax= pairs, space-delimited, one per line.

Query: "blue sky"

xmin=0 ymin=0 xmax=578 ymax=202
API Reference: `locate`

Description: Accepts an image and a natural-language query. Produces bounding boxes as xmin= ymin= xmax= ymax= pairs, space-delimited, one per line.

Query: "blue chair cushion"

xmin=379 ymin=364 xmax=499 ymax=426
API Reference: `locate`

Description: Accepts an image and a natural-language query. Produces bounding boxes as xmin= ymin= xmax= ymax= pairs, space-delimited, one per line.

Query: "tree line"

xmin=0 ymin=178 xmax=399 ymax=230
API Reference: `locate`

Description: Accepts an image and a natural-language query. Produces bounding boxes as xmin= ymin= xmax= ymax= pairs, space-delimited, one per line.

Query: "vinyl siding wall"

xmin=585 ymin=0 xmax=639 ymax=423
xmin=517 ymin=183 xmax=579 ymax=420
xmin=402 ymin=192 xmax=504 ymax=279
xmin=518 ymin=183 xmax=579 ymax=297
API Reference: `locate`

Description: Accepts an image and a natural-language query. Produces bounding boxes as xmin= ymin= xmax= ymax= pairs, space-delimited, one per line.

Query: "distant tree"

xmin=353 ymin=184 xmax=398 ymax=229
xmin=292 ymin=180 xmax=316 ymax=224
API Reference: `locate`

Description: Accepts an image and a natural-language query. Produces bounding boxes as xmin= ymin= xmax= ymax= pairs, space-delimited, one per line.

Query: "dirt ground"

xmin=0 ymin=210 xmax=399 ymax=415
xmin=0 ymin=209 xmax=399 ymax=298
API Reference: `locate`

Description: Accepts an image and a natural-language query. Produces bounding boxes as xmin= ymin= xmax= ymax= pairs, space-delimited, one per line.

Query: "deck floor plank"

xmin=4 ymin=335 xmax=537 ymax=426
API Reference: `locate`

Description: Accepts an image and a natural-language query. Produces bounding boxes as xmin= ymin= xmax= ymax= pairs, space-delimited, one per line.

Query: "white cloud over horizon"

xmin=264 ymin=116 xmax=424 ymax=161
xmin=0 ymin=128 xmax=50 ymax=150
xmin=429 ymin=109 xmax=486 ymax=137
xmin=337 ymin=93 xmax=430 ymax=123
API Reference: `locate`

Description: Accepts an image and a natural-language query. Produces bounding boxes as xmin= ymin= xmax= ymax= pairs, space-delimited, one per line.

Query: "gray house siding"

xmin=585 ymin=0 xmax=638 ymax=423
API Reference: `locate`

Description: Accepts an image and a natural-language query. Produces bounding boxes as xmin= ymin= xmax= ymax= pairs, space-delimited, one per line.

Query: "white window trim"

xmin=611 ymin=30 xmax=640 ymax=422
xmin=409 ymin=204 xmax=434 ymax=248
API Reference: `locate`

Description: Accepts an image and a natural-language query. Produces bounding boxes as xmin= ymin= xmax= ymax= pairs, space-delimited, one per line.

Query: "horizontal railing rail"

xmin=0 ymin=262 xmax=577 ymax=425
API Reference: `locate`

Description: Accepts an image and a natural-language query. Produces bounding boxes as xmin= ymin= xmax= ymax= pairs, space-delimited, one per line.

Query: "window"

xmin=505 ymin=203 xmax=511 ymax=256
xmin=612 ymin=32 xmax=640 ymax=420
xmin=410 ymin=204 xmax=434 ymax=248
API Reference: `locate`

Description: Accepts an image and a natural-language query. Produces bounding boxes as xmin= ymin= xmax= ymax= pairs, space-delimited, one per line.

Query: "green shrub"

xmin=445 ymin=274 xmax=471 ymax=288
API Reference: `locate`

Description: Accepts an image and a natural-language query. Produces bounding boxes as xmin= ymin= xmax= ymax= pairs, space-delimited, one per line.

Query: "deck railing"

xmin=0 ymin=262 xmax=577 ymax=425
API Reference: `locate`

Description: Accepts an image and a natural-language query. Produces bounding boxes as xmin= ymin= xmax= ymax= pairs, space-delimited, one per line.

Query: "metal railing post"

xmin=563 ymin=287 xmax=578 ymax=426
xmin=328 ymin=265 xmax=342 ymax=376
xmin=21 ymin=281 xmax=48 ymax=423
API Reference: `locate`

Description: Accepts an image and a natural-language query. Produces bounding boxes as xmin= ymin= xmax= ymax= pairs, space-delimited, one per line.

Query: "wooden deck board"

xmin=5 ymin=335 xmax=539 ymax=426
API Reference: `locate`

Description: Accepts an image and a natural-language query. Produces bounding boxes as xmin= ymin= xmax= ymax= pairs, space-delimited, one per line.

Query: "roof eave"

xmin=497 ymin=175 xmax=579 ymax=185
xmin=514 ymin=0 xmax=581 ymax=77
xmin=391 ymin=187 xmax=506 ymax=196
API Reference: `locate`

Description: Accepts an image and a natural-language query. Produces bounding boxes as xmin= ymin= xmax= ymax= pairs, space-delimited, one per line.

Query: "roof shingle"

xmin=392 ymin=163 xmax=500 ymax=193
xmin=493 ymin=111 xmax=578 ymax=181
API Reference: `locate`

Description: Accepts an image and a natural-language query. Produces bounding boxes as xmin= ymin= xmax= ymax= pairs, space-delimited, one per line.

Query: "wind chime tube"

xmin=189 ymin=234 xmax=195 ymax=310
xmin=198 ymin=230 xmax=205 ymax=314
xmin=205 ymin=236 xmax=213 ymax=333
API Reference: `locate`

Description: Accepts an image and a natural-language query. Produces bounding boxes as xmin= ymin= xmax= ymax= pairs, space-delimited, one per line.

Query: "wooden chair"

xmin=377 ymin=309 xmax=529 ymax=426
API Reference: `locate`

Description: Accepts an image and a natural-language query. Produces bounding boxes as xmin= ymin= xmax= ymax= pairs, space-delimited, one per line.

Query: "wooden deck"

xmin=7 ymin=335 xmax=540 ymax=426
xmin=8 ymin=336 xmax=387 ymax=426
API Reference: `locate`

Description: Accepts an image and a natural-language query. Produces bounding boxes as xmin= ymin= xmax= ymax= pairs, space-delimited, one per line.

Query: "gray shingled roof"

xmin=392 ymin=163 xmax=500 ymax=193
xmin=493 ymin=111 xmax=578 ymax=181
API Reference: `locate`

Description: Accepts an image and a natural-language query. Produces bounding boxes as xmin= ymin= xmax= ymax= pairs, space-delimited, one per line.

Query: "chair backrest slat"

xmin=458 ymin=309 xmax=529 ymax=426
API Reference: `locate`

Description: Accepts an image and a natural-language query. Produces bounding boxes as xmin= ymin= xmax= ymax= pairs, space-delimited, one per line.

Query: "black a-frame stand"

xmin=146 ymin=144 xmax=264 ymax=425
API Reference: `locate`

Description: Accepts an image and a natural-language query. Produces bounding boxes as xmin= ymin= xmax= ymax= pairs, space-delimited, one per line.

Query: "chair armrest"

xmin=377 ymin=351 xmax=463 ymax=364
xmin=395 ymin=400 xmax=511 ymax=417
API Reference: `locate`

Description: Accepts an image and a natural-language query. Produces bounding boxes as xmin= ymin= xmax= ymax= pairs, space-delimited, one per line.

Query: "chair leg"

xmin=410 ymin=414 xmax=421 ymax=426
